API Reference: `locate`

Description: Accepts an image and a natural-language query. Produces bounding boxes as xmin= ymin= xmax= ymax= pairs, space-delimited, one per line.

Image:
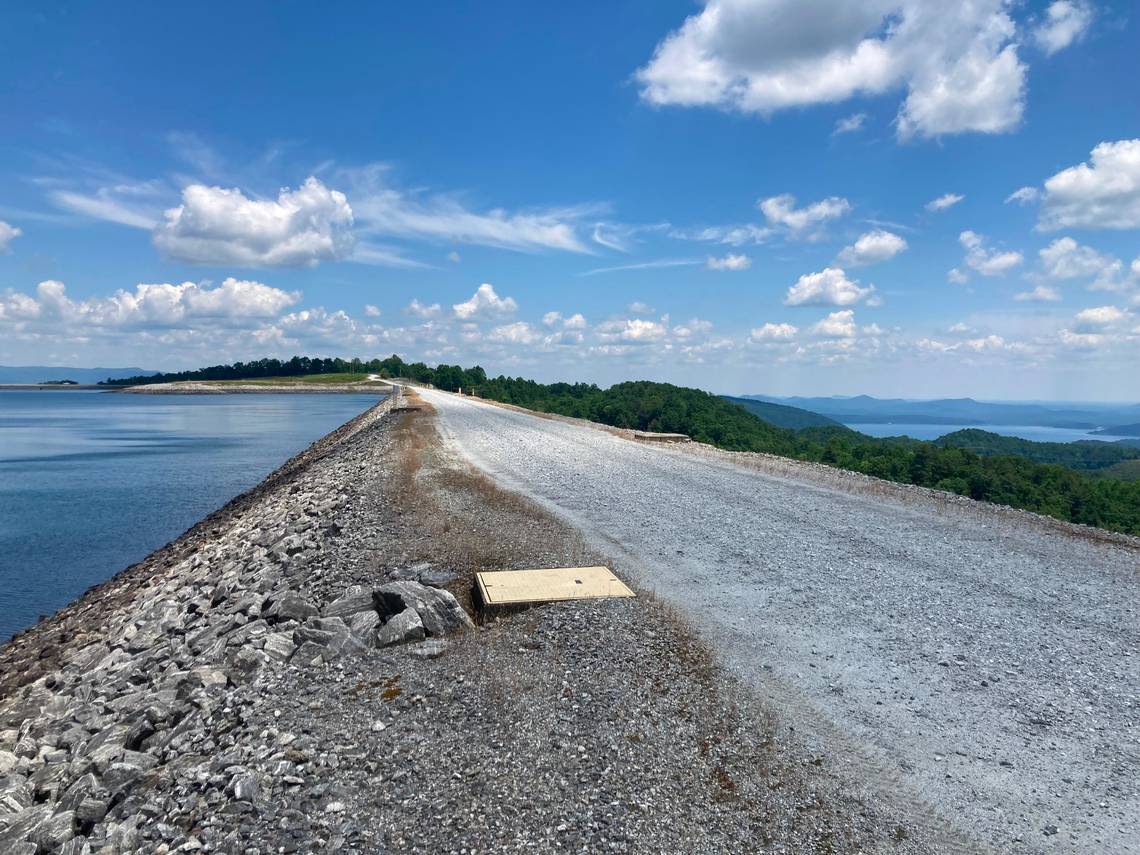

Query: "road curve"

xmin=420 ymin=389 xmax=1139 ymax=854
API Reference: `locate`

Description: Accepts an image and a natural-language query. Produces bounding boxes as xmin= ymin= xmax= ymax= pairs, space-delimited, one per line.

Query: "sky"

xmin=0 ymin=1 xmax=1138 ymax=400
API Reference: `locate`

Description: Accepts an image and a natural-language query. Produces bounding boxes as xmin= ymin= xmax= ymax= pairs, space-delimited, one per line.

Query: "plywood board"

xmin=476 ymin=566 xmax=635 ymax=606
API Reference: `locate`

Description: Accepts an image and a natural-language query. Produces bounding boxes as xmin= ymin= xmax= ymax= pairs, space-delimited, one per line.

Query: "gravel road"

xmin=421 ymin=389 xmax=1140 ymax=855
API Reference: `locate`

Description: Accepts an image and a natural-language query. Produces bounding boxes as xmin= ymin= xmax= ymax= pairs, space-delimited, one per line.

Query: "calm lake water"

xmin=0 ymin=391 xmax=379 ymax=641
xmin=848 ymin=423 xmax=1133 ymax=443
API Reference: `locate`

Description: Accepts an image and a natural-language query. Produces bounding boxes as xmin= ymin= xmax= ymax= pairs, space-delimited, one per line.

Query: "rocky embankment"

xmin=0 ymin=394 xmax=460 ymax=852
xmin=0 ymin=390 xmax=949 ymax=854
xmin=118 ymin=382 xmax=391 ymax=395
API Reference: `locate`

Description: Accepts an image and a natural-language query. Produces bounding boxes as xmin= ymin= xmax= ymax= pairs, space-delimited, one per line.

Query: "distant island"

xmin=1092 ymin=423 xmax=1140 ymax=437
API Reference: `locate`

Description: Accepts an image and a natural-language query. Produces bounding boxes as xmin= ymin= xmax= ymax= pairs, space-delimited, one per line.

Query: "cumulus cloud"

xmin=0 ymin=220 xmax=22 ymax=253
xmin=0 ymin=278 xmax=299 ymax=330
xmin=628 ymin=301 xmax=655 ymax=314
xmin=404 ymin=299 xmax=441 ymax=319
xmin=596 ymin=317 xmax=669 ymax=343
xmin=707 ymin=253 xmax=752 ymax=271
xmin=364 ymin=304 xmax=382 ymax=317
xmin=926 ymin=192 xmax=964 ymax=212
xmin=836 ymin=229 xmax=907 ymax=267
xmin=785 ymin=267 xmax=876 ymax=306
xmin=811 ymin=309 xmax=857 ymax=338
xmin=636 ymin=0 xmax=1030 ymax=139
xmin=1033 ymin=1 xmax=1094 ymax=55
xmin=488 ymin=321 xmax=542 ymax=345
xmin=1038 ymin=140 xmax=1140 ymax=230
xmin=452 ymin=283 xmax=518 ymax=320
xmin=749 ymin=322 xmax=798 ymax=341
xmin=542 ymin=311 xmax=587 ymax=329
xmin=1014 ymin=284 xmax=1062 ymax=302
xmin=957 ymin=230 xmax=1023 ymax=277
xmin=833 ymin=113 xmax=867 ymax=135
xmin=154 ymin=177 xmax=355 ymax=267
xmin=1073 ymin=305 xmax=1127 ymax=331
xmin=759 ymin=193 xmax=851 ymax=236
xmin=1036 ymin=237 xmax=1122 ymax=288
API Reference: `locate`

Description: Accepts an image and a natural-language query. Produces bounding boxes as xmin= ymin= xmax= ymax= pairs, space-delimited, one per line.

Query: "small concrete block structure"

xmin=475 ymin=566 xmax=635 ymax=607
xmin=632 ymin=431 xmax=691 ymax=443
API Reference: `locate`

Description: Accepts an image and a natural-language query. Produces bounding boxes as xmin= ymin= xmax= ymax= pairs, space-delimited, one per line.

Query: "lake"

xmin=0 ymin=390 xmax=379 ymax=641
xmin=848 ymin=423 xmax=1134 ymax=443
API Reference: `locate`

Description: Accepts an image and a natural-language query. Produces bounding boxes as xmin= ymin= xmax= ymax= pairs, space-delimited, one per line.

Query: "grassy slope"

xmin=202 ymin=373 xmax=383 ymax=386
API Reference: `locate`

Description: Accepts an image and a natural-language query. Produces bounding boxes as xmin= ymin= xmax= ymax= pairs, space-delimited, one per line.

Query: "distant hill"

xmin=934 ymin=428 xmax=1140 ymax=471
xmin=721 ymin=395 xmax=844 ymax=430
xmin=0 ymin=365 xmax=160 ymax=385
xmin=1091 ymin=423 xmax=1140 ymax=437
xmin=744 ymin=394 xmax=1140 ymax=430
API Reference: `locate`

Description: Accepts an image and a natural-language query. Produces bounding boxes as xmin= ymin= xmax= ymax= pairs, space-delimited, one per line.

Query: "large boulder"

xmin=374 ymin=581 xmax=472 ymax=637
xmin=375 ymin=608 xmax=425 ymax=648
xmin=321 ymin=585 xmax=375 ymax=618
xmin=263 ymin=590 xmax=318 ymax=623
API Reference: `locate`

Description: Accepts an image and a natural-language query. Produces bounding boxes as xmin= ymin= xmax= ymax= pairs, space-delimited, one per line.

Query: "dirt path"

xmin=420 ymin=388 xmax=1140 ymax=855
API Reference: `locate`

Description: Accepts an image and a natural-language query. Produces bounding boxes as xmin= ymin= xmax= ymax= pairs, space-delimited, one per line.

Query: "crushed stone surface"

xmin=422 ymin=388 xmax=1140 ymax=855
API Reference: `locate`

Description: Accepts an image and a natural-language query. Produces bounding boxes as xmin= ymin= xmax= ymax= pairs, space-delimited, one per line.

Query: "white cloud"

xmin=581 ymin=257 xmax=702 ymax=276
xmin=833 ymin=113 xmax=867 ymax=135
xmin=364 ymin=304 xmax=381 ymax=317
xmin=0 ymin=278 xmax=298 ymax=330
xmin=1037 ymin=237 xmax=1122 ymax=288
xmin=636 ymin=0 xmax=1028 ymax=140
xmin=0 ymin=220 xmax=22 ymax=253
xmin=1014 ymin=284 xmax=1062 ymax=302
xmin=958 ymin=230 xmax=1023 ymax=276
xmin=673 ymin=223 xmax=774 ymax=246
xmin=154 ymin=177 xmax=355 ymax=267
xmin=707 ymin=253 xmax=752 ymax=271
xmin=836 ymin=229 xmax=907 ymax=266
xmin=345 ymin=164 xmax=597 ymax=254
xmin=1038 ymin=140 xmax=1140 ymax=230
xmin=447 ymin=251 xmax=462 ymax=263
xmin=926 ymin=192 xmax=964 ymax=212
xmin=542 ymin=311 xmax=587 ymax=330
xmin=749 ymin=322 xmax=798 ymax=341
xmin=785 ymin=267 xmax=876 ymax=306
xmin=811 ymin=310 xmax=857 ymax=338
xmin=49 ymin=183 xmax=164 ymax=230
xmin=947 ymin=267 xmax=970 ymax=285
xmin=759 ymin=193 xmax=850 ymax=235
xmin=1074 ymin=305 xmax=1127 ymax=331
xmin=628 ymin=301 xmax=655 ymax=314
xmin=596 ymin=317 xmax=669 ymax=343
xmin=405 ymin=299 xmax=441 ymax=319
xmin=672 ymin=318 xmax=714 ymax=338
xmin=488 ymin=321 xmax=542 ymax=345
xmin=1005 ymin=186 xmax=1040 ymax=205
xmin=452 ymin=283 xmax=518 ymax=320
xmin=1033 ymin=1 xmax=1094 ymax=56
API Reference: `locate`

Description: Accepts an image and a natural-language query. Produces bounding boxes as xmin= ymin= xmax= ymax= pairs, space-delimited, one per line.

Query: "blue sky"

xmin=1 ymin=1 xmax=1138 ymax=399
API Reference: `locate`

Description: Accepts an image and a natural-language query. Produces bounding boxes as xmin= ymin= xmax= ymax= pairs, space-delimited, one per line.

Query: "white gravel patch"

xmin=421 ymin=389 xmax=1140 ymax=855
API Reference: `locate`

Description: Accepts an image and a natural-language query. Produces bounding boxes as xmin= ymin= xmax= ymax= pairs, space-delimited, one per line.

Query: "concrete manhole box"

xmin=475 ymin=566 xmax=635 ymax=606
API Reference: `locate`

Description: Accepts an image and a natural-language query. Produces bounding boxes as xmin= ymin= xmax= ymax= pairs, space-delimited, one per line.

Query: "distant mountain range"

xmin=0 ymin=365 xmax=160 ymax=385
xmin=743 ymin=394 xmax=1140 ymax=431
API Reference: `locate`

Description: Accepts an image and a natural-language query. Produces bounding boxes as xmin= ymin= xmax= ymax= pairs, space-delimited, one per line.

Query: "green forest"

xmin=105 ymin=355 xmax=1140 ymax=536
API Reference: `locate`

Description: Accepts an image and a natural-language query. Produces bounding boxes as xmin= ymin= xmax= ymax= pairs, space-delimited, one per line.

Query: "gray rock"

xmin=409 ymin=639 xmax=450 ymax=660
xmin=291 ymin=641 xmax=328 ymax=667
xmin=263 ymin=631 xmax=296 ymax=662
xmin=419 ymin=568 xmax=458 ymax=588
xmin=33 ymin=809 xmax=75 ymax=849
xmin=375 ymin=581 xmax=473 ymax=637
xmin=75 ymin=797 xmax=108 ymax=824
xmin=375 ymin=608 xmax=425 ymax=647
xmin=231 ymin=773 xmax=260 ymax=802
xmin=264 ymin=590 xmax=318 ymax=623
xmin=348 ymin=610 xmax=380 ymax=638
xmin=321 ymin=585 xmax=375 ymax=618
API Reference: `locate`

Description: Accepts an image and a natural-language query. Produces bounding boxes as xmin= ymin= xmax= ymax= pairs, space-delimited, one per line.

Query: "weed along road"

xmin=420 ymin=388 xmax=1140 ymax=855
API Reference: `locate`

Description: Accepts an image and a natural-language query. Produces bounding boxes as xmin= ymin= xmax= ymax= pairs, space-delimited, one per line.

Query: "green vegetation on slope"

xmin=935 ymin=429 xmax=1140 ymax=471
xmin=107 ymin=355 xmax=1140 ymax=535
xmin=721 ymin=395 xmax=845 ymax=430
